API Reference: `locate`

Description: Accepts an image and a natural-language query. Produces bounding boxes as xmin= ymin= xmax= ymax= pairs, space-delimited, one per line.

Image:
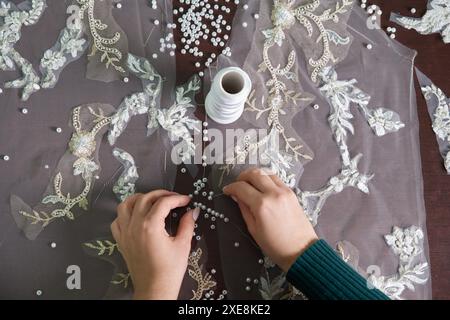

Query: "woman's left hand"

xmin=111 ymin=190 xmax=199 ymax=300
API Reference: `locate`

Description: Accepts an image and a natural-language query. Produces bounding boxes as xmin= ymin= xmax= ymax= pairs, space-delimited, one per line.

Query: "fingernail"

xmin=231 ymin=196 xmax=237 ymax=202
xmin=192 ymin=207 xmax=200 ymax=221
xmin=222 ymin=185 xmax=228 ymax=192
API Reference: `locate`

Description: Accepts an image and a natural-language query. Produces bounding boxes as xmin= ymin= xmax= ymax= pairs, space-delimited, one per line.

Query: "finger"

xmin=132 ymin=190 xmax=177 ymax=219
xmin=238 ymin=168 xmax=277 ymax=193
xmin=116 ymin=194 xmax=140 ymax=229
xmin=223 ymin=181 xmax=261 ymax=209
xmin=267 ymin=172 xmax=288 ymax=189
xmin=110 ymin=220 xmax=121 ymax=243
xmin=175 ymin=207 xmax=199 ymax=244
xmin=148 ymin=194 xmax=192 ymax=223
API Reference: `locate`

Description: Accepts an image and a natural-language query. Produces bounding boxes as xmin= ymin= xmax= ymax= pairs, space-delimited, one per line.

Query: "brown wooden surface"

xmin=174 ymin=0 xmax=450 ymax=299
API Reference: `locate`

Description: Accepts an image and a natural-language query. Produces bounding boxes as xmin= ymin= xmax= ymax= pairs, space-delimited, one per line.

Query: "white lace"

xmin=297 ymin=67 xmax=405 ymax=226
xmin=391 ymin=0 xmax=450 ymax=43
xmin=112 ymin=148 xmax=139 ymax=202
xmin=421 ymin=83 xmax=450 ymax=173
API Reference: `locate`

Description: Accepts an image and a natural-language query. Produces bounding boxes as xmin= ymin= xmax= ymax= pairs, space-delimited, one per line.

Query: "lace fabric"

xmin=391 ymin=0 xmax=450 ymax=44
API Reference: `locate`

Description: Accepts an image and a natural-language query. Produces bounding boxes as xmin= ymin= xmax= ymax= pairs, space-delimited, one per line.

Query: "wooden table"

xmin=174 ymin=0 xmax=450 ymax=299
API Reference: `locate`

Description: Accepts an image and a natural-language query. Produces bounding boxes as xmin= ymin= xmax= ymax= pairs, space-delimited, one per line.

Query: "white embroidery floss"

xmin=205 ymin=67 xmax=251 ymax=124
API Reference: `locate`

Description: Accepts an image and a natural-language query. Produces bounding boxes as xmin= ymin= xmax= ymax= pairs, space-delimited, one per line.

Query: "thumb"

xmin=176 ymin=207 xmax=199 ymax=244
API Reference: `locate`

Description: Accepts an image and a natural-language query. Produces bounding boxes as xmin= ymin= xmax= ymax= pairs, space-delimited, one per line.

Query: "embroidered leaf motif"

xmin=84 ymin=240 xmax=118 ymax=256
xmin=188 ymin=248 xmax=217 ymax=300
xmin=111 ymin=273 xmax=131 ymax=288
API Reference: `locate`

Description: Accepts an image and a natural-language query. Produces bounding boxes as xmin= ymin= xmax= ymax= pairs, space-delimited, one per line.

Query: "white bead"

xmin=169 ymin=51 xmax=175 ymax=56
xmin=123 ymin=77 xmax=129 ymax=83
xmin=361 ymin=3 xmax=366 ymax=8
xmin=386 ymin=27 xmax=392 ymax=32
xmin=361 ymin=0 xmax=367 ymax=3
xmin=55 ymin=127 xmax=62 ymax=133
xmin=0 ymin=88 xmax=3 ymax=94
xmin=50 ymin=242 xmax=56 ymax=248
xmin=366 ymin=43 xmax=373 ymax=50
xmin=368 ymin=8 xmax=374 ymax=14
xmin=154 ymin=19 xmax=160 ymax=25
xmin=254 ymin=13 xmax=260 ymax=19
xmin=203 ymin=136 xmax=208 ymax=141
xmin=234 ymin=242 xmax=239 ymax=247
xmin=202 ymin=162 xmax=207 ymax=167
xmin=116 ymin=3 xmax=122 ymax=9
xmin=21 ymin=107 xmax=28 ymax=114
xmin=203 ymin=122 xmax=208 ymax=127
xmin=44 ymin=164 xmax=49 ymax=169
xmin=391 ymin=27 xmax=397 ymax=33
xmin=3 ymin=155 xmax=10 ymax=161
xmin=377 ymin=9 xmax=382 ymax=15
xmin=195 ymin=62 xmax=201 ymax=68
xmin=152 ymin=53 xmax=158 ymax=59
xmin=199 ymin=71 xmax=204 ymax=77
xmin=36 ymin=290 xmax=43 ymax=296
xmin=410 ymin=8 xmax=416 ymax=14
xmin=242 ymin=22 xmax=248 ymax=28
xmin=390 ymin=33 xmax=396 ymax=39
xmin=313 ymin=104 xmax=320 ymax=110
xmin=243 ymin=4 xmax=248 ymax=10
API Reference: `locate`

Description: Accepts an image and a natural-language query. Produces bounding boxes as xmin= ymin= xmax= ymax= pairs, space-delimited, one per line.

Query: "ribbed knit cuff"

xmin=286 ymin=239 xmax=390 ymax=300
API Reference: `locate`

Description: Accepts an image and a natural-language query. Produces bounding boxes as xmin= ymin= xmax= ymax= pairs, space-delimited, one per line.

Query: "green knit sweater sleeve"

xmin=286 ymin=239 xmax=390 ymax=300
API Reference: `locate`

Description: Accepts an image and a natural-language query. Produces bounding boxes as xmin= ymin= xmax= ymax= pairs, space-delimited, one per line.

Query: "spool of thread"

xmin=205 ymin=67 xmax=252 ymax=124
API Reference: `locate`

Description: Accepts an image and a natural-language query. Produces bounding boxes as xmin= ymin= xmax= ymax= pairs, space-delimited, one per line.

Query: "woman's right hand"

xmin=223 ymin=168 xmax=318 ymax=272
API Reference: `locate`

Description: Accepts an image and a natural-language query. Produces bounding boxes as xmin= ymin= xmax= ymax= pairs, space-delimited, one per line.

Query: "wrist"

xmin=279 ymin=236 xmax=319 ymax=272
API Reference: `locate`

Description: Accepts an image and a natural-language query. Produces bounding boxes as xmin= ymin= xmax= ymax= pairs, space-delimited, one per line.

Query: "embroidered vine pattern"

xmin=0 ymin=0 xmax=46 ymax=100
xmin=218 ymin=128 xmax=297 ymax=188
xmin=111 ymin=273 xmax=131 ymax=288
xmin=368 ymin=226 xmax=429 ymax=300
xmin=188 ymin=248 xmax=217 ymax=300
xmin=391 ymin=0 xmax=450 ymax=44
xmin=112 ymin=148 xmax=139 ymax=202
xmin=108 ymin=54 xmax=162 ymax=145
xmin=84 ymin=239 xmax=118 ymax=256
xmin=297 ymin=67 xmax=405 ymax=226
xmin=421 ymin=83 xmax=450 ymax=173
xmin=40 ymin=4 xmax=87 ymax=89
xmin=77 ymin=0 xmax=125 ymax=73
xmin=19 ymin=106 xmax=112 ymax=227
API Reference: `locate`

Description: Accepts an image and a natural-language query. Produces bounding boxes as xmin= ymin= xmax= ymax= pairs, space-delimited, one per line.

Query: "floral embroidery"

xmin=391 ymin=0 xmax=450 ymax=43
xmin=19 ymin=105 xmax=112 ymax=228
xmin=368 ymin=226 xmax=429 ymax=300
xmin=112 ymin=148 xmax=139 ymax=202
xmin=77 ymin=0 xmax=126 ymax=74
xmin=0 ymin=0 xmax=46 ymax=100
xmin=218 ymin=128 xmax=298 ymax=188
xmin=108 ymin=54 xmax=162 ymax=145
xmin=259 ymin=256 xmax=307 ymax=300
xmin=39 ymin=4 xmax=87 ymax=89
xmin=188 ymin=248 xmax=217 ymax=300
xmin=384 ymin=226 xmax=424 ymax=263
xmin=108 ymin=54 xmax=200 ymax=163
xmin=84 ymin=239 xmax=118 ymax=256
xmin=297 ymin=67 xmax=405 ymax=225
xmin=421 ymin=82 xmax=450 ymax=173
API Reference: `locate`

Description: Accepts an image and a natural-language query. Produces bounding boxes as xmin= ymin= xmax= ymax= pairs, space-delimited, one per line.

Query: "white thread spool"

xmin=205 ymin=67 xmax=251 ymax=124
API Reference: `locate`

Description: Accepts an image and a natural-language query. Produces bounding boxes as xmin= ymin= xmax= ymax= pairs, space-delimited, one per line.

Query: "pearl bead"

xmin=410 ymin=8 xmax=416 ymax=14
xmin=243 ymin=4 xmax=248 ymax=10
xmin=55 ymin=127 xmax=62 ymax=133
xmin=390 ymin=33 xmax=396 ymax=39
xmin=246 ymin=277 xmax=251 ymax=283
xmin=169 ymin=51 xmax=175 ymax=56
xmin=123 ymin=77 xmax=129 ymax=83
xmin=210 ymin=224 xmax=216 ymax=230
xmin=181 ymin=168 xmax=187 ymax=173
xmin=377 ymin=9 xmax=382 ymax=15
xmin=21 ymin=107 xmax=28 ymax=114
xmin=36 ymin=290 xmax=42 ymax=296
xmin=203 ymin=122 xmax=208 ymax=127
xmin=234 ymin=242 xmax=239 ymax=247
xmin=253 ymin=279 xmax=259 ymax=284
xmin=245 ymin=286 xmax=251 ymax=291
xmin=3 ymin=155 xmax=10 ymax=161
xmin=44 ymin=164 xmax=49 ymax=169
xmin=152 ymin=53 xmax=158 ymax=59
xmin=154 ymin=19 xmax=160 ymax=25
xmin=366 ymin=43 xmax=373 ymax=50
xmin=203 ymin=136 xmax=209 ymax=141
xmin=211 ymin=269 xmax=216 ymax=274
xmin=195 ymin=62 xmax=201 ymax=68
xmin=50 ymin=242 xmax=56 ymax=248
xmin=224 ymin=217 xmax=229 ymax=223
xmin=199 ymin=71 xmax=204 ymax=77
xmin=254 ymin=13 xmax=259 ymax=19
xmin=242 ymin=22 xmax=248 ymax=28
xmin=313 ymin=104 xmax=320 ymax=110
xmin=115 ymin=3 xmax=122 ymax=9
xmin=202 ymin=178 xmax=208 ymax=182
xmin=196 ymin=236 xmax=201 ymax=240
xmin=258 ymin=259 xmax=264 ymax=264
xmin=361 ymin=4 xmax=366 ymax=9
